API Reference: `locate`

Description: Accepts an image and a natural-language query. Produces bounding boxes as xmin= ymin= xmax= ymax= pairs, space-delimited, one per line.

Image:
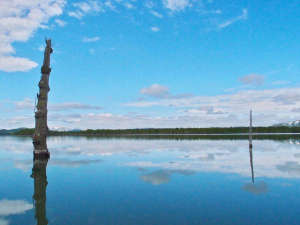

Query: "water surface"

xmin=1 ymin=136 xmax=300 ymax=225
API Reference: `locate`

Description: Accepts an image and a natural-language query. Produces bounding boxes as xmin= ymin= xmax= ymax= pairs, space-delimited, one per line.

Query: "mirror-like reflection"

xmin=249 ymin=135 xmax=254 ymax=183
xmin=249 ymin=110 xmax=254 ymax=183
xmin=243 ymin=136 xmax=269 ymax=195
xmin=31 ymin=159 xmax=48 ymax=225
xmin=32 ymin=125 xmax=49 ymax=225
xmin=1 ymin=136 xmax=300 ymax=225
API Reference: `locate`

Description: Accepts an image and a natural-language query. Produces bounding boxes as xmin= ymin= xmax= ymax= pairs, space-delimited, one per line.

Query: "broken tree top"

xmin=41 ymin=39 xmax=53 ymax=74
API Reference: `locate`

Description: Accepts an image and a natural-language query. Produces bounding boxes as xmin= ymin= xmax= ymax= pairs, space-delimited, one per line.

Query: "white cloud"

xmin=163 ymin=0 xmax=190 ymax=11
xmin=89 ymin=48 xmax=95 ymax=54
xmin=124 ymin=2 xmax=134 ymax=9
xmin=151 ymin=26 xmax=160 ymax=32
xmin=140 ymin=84 xmax=192 ymax=100
xmin=150 ymin=10 xmax=163 ymax=18
xmin=15 ymin=98 xmax=34 ymax=110
xmin=104 ymin=1 xmax=116 ymax=10
xmin=0 ymin=56 xmax=38 ymax=72
xmin=68 ymin=11 xmax=84 ymax=19
xmin=272 ymin=80 xmax=291 ymax=86
xmin=7 ymin=86 xmax=300 ymax=129
xmin=4 ymin=86 xmax=300 ymax=129
xmin=188 ymin=106 xmax=225 ymax=115
xmin=82 ymin=36 xmax=100 ymax=42
xmin=219 ymin=8 xmax=248 ymax=29
xmin=50 ymin=102 xmax=102 ymax=111
xmin=14 ymin=99 xmax=102 ymax=111
xmin=0 ymin=0 xmax=66 ymax=72
xmin=75 ymin=2 xmax=97 ymax=12
xmin=55 ymin=18 xmax=67 ymax=27
xmin=68 ymin=0 xmax=102 ymax=19
xmin=126 ymin=87 xmax=300 ymax=126
xmin=239 ymin=74 xmax=264 ymax=86
xmin=140 ymin=84 xmax=169 ymax=98
xmin=145 ymin=1 xmax=155 ymax=9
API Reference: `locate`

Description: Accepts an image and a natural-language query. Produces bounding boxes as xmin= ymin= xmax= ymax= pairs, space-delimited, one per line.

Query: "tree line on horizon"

xmin=7 ymin=126 xmax=300 ymax=136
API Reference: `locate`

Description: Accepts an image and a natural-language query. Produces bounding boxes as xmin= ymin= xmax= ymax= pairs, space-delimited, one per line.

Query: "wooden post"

xmin=33 ymin=39 xmax=53 ymax=159
xmin=249 ymin=110 xmax=253 ymax=149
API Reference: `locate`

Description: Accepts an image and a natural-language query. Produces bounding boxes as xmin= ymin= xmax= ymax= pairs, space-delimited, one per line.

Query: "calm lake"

xmin=1 ymin=136 xmax=300 ymax=225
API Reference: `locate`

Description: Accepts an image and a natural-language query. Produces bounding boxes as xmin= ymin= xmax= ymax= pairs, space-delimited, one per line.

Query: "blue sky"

xmin=1 ymin=0 xmax=300 ymax=129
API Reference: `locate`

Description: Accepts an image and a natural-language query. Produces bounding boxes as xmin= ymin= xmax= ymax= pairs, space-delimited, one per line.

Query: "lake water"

xmin=1 ymin=136 xmax=300 ymax=225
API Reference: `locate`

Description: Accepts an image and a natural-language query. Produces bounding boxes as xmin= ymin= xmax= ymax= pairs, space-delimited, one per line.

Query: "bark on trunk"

xmin=33 ymin=39 xmax=52 ymax=159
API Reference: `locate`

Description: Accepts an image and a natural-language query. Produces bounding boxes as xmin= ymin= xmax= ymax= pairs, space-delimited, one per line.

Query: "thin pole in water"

xmin=249 ymin=109 xmax=253 ymax=148
xmin=249 ymin=109 xmax=254 ymax=183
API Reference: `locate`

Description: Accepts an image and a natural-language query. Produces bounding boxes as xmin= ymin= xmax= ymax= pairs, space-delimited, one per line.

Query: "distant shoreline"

xmin=122 ymin=133 xmax=300 ymax=135
xmin=1 ymin=127 xmax=300 ymax=140
xmin=5 ymin=132 xmax=300 ymax=136
xmin=4 ymin=127 xmax=300 ymax=135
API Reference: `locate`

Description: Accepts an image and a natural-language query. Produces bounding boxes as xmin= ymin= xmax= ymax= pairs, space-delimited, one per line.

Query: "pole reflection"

xmin=31 ymin=158 xmax=48 ymax=225
xmin=249 ymin=138 xmax=254 ymax=183
xmin=249 ymin=110 xmax=254 ymax=183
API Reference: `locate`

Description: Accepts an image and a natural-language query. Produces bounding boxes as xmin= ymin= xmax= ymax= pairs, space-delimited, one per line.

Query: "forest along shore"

xmin=1 ymin=127 xmax=300 ymax=140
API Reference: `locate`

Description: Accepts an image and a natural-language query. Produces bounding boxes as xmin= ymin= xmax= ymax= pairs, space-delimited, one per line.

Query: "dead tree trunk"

xmin=33 ymin=39 xmax=53 ymax=159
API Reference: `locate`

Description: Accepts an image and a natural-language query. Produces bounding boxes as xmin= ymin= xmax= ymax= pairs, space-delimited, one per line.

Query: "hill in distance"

xmin=0 ymin=128 xmax=26 ymax=135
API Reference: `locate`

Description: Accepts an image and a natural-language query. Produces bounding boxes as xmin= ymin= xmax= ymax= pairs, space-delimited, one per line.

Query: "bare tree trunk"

xmin=33 ymin=39 xmax=53 ymax=159
xmin=249 ymin=110 xmax=253 ymax=148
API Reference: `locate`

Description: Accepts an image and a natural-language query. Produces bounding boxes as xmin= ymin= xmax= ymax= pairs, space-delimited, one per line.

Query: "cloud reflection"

xmin=0 ymin=199 xmax=33 ymax=225
xmin=0 ymin=199 xmax=33 ymax=216
xmin=0 ymin=218 xmax=8 ymax=225
xmin=140 ymin=169 xmax=195 ymax=185
xmin=243 ymin=181 xmax=268 ymax=194
xmin=13 ymin=158 xmax=102 ymax=172
xmin=277 ymin=161 xmax=300 ymax=175
xmin=141 ymin=170 xmax=170 ymax=185
xmin=2 ymin=136 xmax=300 ymax=179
